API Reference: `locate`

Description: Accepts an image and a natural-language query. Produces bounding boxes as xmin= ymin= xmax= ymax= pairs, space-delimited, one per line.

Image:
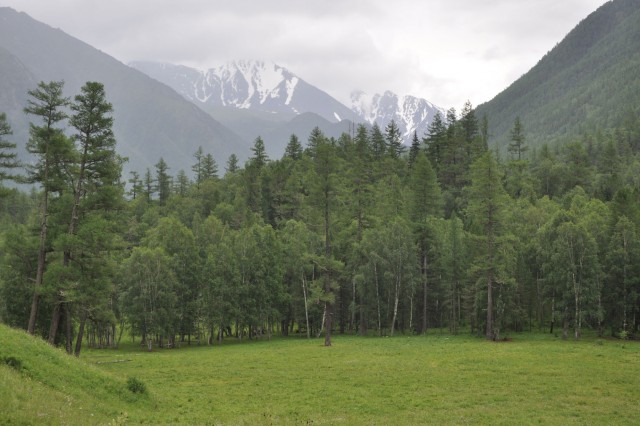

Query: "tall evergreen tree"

xmin=385 ymin=119 xmax=405 ymax=159
xmin=226 ymin=154 xmax=239 ymax=175
xmin=466 ymin=151 xmax=511 ymax=339
xmin=192 ymin=146 xmax=204 ymax=187
xmin=23 ymin=80 xmax=71 ymax=335
xmin=407 ymin=152 xmax=443 ymax=334
xmin=508 ymin=116 xmax=527 ymax=161
xmin=202 ymin=153 xmax=219 ymax=180
xmin=425 ymin=111 xmax=446 ymax=171
xmin=408 ymin=131 xmax=421 ymax=169
xmin=128 ymin=171 xmax=143 ymax=200
xmin=155 ymin=157 xmax=171 ymax=205
xmin=49 ymin=81 xmax=122 ymax=354
xmin=284 ymin=134 xmax=303 ymax=160
xmin=369 ymin=123 xmax=386 ymax=160
xmin=251 ymin=136 xmax=269 ymax=168
xmin=0 ymin=113 xmax=20 ymax=194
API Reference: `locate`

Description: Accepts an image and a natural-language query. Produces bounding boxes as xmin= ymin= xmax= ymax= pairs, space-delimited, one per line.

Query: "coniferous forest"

xmin=2 ymin=81 xmax=640 ymax=355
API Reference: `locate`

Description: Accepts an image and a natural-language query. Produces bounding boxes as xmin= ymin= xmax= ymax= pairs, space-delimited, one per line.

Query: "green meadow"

xmin=2 ymin=325 xmax=639 ymax=425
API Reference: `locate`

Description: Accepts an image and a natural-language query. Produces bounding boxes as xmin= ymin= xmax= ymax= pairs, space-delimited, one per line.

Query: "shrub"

xmin=126 ymin=377 xmax=147 ymax=394
xmin=3 ymin=356 xmax=22 ymax=371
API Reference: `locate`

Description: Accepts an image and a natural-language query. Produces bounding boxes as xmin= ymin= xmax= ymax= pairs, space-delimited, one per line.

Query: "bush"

xmin=3 ymin=356 xmax=22 ymax=371
xmin=126 ymin=377 xmax=147 ymax=394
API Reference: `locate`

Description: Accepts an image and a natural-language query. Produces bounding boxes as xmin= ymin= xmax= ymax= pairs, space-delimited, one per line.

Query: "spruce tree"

xmin=226 ymin=153 xmax=239 ymax=175
xmin=251 ymin=136 xmax=269 ymax=168
xmin=0 ymin=113 xmax=20 ymax=194
xmin=284 ymin=134 xmax=303 ymax=160
xmin=385 ymin=119 xmax=405 ymax=159
xmin=408 ymin=131 xmax=421 ymax=169
xmin=508 ymin=116 xmax=527 ymax=161
xmin=155 ymin=158 xmax=171 ymax=205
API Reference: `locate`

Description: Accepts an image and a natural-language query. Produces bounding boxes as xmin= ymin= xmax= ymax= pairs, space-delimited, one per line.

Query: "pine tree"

xmin=508 ymin=116 xmax=527 ymax=161
xmin=369 ymin=123 xmax=386 ymax=160
xmin=251 ymin=136 xmax=269 ymax=168
xmin=24 ymin=80 xmax=72 ymax=335
xmin=408 ymin=131 xmax=421 ymax=169
xmin=284 ymin=134 xmax=303 ymax=160
xmin=466 ymin=151 xmax=511 ymax=340
xmin=143 ymin=168 xmax=155 ymax=202
xmin=202 ymin=153 xmax=218 ymax=180
xmin=385 ymin=119 xmax=405 ymax=159
xmin=49 ymin=81 xmax=122 ymax=353
xmin=192 ymin=146 xmax=204 ymax=187
xmin=0 ymin=113 xmax=20 ymax=194
xmin=155 ymin=158 xmax=171 ymax=205
xmin=306 ymin=126 xmax=326 ymax=159
xmin=226 ymin=154 xmax=239 ymax=175
xmin=128 ymin=171 xmax=143 ymax=200
xmin=424 ymin=111 xmax=446 ymax=171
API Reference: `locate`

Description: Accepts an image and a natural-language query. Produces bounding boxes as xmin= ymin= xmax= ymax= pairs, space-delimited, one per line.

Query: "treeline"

xmin=1 ymin=83 xmax=640 ymax=354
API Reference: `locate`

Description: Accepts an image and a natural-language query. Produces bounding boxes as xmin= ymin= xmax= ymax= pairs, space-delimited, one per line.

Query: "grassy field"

xmin=2 ymin=325 xmax=640 ymax=425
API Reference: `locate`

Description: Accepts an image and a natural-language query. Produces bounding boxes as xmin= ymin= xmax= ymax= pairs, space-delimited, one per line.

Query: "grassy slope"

xmin=3 ymin=324 xmax=640 ymax=425
xmin=0 ymin=324 xmax=151 ymax=425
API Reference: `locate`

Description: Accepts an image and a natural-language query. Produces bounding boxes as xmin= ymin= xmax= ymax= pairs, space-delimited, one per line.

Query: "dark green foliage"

xmin=126 ymin=377 xmax=147 ymax=394
xmin=4 ymin=68 xmax=640 ymax=351
xmin=0 ymin=112 xmax=19 ymax=189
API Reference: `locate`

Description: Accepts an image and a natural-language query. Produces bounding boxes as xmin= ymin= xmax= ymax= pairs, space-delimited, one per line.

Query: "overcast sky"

xmin=3 ymin=0 xmax=609 ymax=109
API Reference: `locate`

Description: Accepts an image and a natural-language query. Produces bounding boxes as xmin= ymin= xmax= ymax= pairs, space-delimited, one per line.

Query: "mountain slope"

xmin=131 ymin=60 xmax=357 ymax=124
xmin=476 ymin=0 xmax=640 ymax=149
xmin=0 ymin=7 xmax=250 ymax=175
xmin=132 ymin=60 xmax=447 ymax=151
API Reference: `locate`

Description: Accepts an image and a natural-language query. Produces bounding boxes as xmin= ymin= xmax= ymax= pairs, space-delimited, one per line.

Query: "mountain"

xmin=0 ymin=7 xmax=250 ymax=176
xmin=130 ymin=60 xmax=357 ymax=123
xmin=476 ymin=0 xmax=640 ymax=150
xmin=131 ymin=60 xmax=445 ymax=151
xmin=351 ymin=90 xmax=445 ymax=140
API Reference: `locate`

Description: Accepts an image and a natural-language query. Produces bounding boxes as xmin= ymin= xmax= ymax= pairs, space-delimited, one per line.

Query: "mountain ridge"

xmin=476 ymin=0 xmax=640 ymax=150
xmin=130 ymin=60 xmax=445 ymax=148
xmin=0 ymin=7 xmax=250 ymax=176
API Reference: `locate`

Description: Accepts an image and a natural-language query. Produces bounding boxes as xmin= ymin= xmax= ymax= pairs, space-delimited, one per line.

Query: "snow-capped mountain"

xmin=130 ymin=60 xmax=355 ymax=123
xmin=130 ymin=60 xmax=445 ymax=145
xmin=351 ymin=90 xmax=445 ymax=140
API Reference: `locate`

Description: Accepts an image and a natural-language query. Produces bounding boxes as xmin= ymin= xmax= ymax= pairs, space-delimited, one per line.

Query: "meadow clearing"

xmin=2 ymin=325 xmax=639 ymax=425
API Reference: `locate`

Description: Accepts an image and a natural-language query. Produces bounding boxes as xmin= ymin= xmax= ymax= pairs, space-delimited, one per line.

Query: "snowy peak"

xmin=130 ymin=60 xmax=352 ymax=122
xmin=351 ymin=90 xmax=445 ymax=140
xmin=131 ymin=60 xmax=445 ymax=143
xmin=196 ymin=60 xmax=298 ymax=109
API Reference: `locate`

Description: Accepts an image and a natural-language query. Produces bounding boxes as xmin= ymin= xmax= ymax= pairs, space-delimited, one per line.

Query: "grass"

xmin=2 ymin=325 xmax=640 ymax=425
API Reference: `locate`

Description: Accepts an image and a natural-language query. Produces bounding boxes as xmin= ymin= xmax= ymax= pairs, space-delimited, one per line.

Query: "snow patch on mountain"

xmin=351 ymin=90 xmax=445 ymax=142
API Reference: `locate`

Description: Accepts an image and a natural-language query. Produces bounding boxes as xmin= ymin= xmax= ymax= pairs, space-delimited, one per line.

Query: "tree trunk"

xmin=374 ymin=263 xmax=382 ymax=336
xmin=48 ymin=302 xmax=61 ymax=345
xmin=28 ymin=188 xmax=50 ymax=335
xmin=65 ymin=303 xmax=73 ymax=354
xmin=323 ymin=189 xmax=332 ymax=347
xmin=422 ymin=254 xmax=428 ymax=334
xmin=390 ymin=277 xmax=400 ymax=337
xmin=301 ymin=274 xmax=310 ymax=339
xmin=74 ymin=311 xmax=87 ymax=357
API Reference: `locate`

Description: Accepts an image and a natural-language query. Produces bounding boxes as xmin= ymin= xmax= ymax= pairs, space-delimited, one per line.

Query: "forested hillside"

xmin=476 ymin=0 xmax=640 ymax=150
xmin=1 ymin=79 xmax=639 ymax=351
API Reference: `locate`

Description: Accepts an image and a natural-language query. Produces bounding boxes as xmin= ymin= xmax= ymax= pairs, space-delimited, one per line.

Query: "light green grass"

xmin=2 ymin=324 xmax=640 ymax=425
